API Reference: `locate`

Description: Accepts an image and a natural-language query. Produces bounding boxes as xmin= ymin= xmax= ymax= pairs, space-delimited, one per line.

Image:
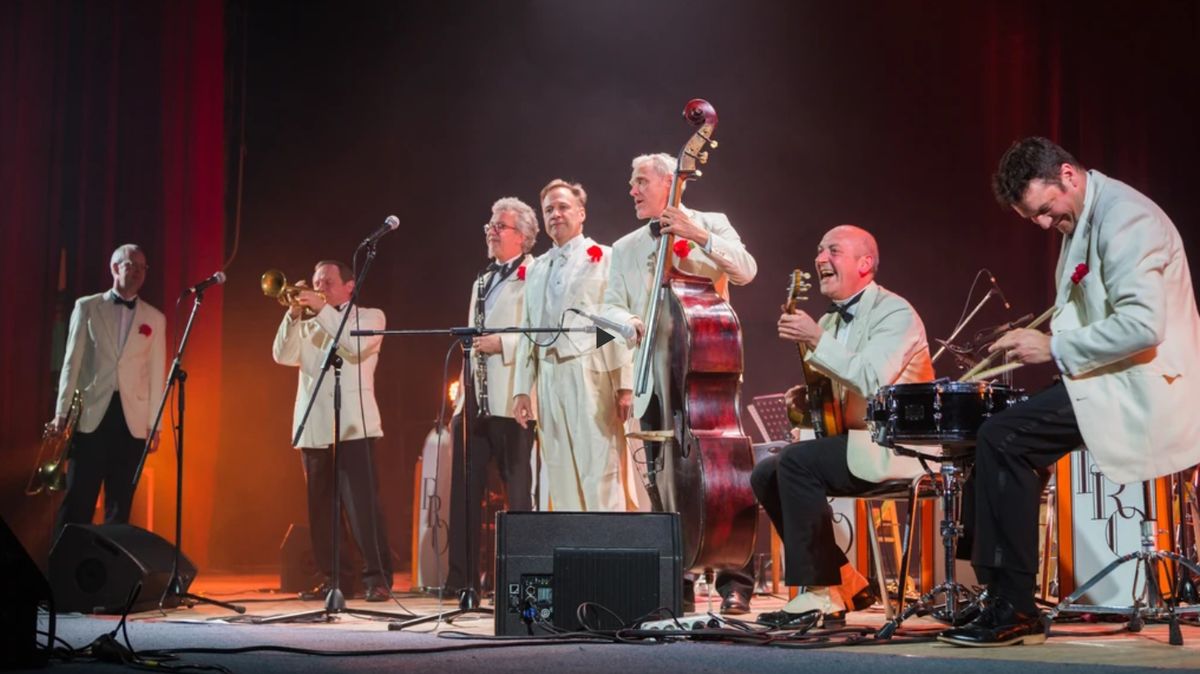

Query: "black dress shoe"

xmin=364 ymin=585 xmax=391 ymax=602
xmin=755 ymin=608 xmax=822 ymax=631
xmin=937 ymin=596 xmax=1046 ymax=647
xmin=845 ymin=586 xmax=876 ymax=612
xmin=719 ymin=588 xmax=752 ymax=616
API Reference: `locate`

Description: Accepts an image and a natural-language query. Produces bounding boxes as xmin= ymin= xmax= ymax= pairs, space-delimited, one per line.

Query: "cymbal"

xmin=626 ymin=430 xmax=675 ymax=442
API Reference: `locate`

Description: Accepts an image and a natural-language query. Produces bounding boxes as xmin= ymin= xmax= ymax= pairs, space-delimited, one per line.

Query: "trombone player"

xmin=50 ymin=244 xmax=166 ymax=533
xmin=271 ymin=260 xmax=393 ymax=602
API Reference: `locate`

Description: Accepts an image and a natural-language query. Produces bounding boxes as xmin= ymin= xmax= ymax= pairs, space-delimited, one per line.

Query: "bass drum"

xmin=866 ymin=381 xmax=1027 ymax=451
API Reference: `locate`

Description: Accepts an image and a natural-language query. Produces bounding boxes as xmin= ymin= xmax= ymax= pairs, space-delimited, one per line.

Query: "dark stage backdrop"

xmin=4 ymin=0 xmax=1197 ymax=575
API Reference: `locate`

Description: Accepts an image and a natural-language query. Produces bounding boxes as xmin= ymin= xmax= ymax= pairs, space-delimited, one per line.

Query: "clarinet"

xmin=474 ymin=271 xmax=491 ymax=417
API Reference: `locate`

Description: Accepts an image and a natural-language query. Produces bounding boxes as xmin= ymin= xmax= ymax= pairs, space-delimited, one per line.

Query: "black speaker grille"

xmin=75 ymin=557 xmax=108 ymax=593
xmin=553 ymin=547 xmax=659 ymax=630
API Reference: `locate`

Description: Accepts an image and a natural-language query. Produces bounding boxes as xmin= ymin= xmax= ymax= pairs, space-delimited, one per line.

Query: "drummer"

xmin=753 ymin=224 xmax=935 ymax=627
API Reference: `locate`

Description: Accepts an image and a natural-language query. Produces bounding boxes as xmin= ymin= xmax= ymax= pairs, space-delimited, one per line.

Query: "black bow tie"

xmin=826 ymin=291 xmax=864 ymax=324
xmin=648 ymin=220 xmax=663 ymax=239
xmin=112 ymin=295 xmax=136 ymax=310
xmin=485 ymin=259 xmax=518 ymax=277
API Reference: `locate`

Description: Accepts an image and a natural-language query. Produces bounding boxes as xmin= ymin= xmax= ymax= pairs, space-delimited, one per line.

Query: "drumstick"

xmin=958 ymin=305 xmax=1056 ymax=382
xmin=961 ymin=361 xmax=1023 ymax=383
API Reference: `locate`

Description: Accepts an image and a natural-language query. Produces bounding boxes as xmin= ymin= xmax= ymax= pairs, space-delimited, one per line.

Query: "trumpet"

xmin=27 ymin=389 xmax=82 ymax=495
xmin=261 ymin=269 xmax=324 ymax=319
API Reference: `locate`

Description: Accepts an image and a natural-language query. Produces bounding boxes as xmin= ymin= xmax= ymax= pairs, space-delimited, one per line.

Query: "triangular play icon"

xmin=595 ymin=327 xmax=615 ymax=349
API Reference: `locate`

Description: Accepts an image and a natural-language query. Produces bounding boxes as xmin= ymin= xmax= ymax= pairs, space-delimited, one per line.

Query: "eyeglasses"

xmin=483 ymin=222 xmax=518 ymax=234
xmin=116 ymin=261 xmax=149 ymax=272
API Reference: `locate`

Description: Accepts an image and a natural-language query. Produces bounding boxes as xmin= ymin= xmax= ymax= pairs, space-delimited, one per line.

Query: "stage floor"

xmin=32 ymin=572 xmax=1200 ymax=673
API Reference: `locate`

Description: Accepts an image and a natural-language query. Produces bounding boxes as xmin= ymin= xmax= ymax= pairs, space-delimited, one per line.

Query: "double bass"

xmin=634 ymin=99 xmax=757 ymax=573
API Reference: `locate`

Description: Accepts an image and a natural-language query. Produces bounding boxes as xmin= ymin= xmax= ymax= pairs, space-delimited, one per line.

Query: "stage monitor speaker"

xmin=1 ymin=516 xmax=51 ymax=669
xmin=49 ymin=524 xmax=195 ymax=614
xmin=494 ymin=511 xmax=681 ymax=636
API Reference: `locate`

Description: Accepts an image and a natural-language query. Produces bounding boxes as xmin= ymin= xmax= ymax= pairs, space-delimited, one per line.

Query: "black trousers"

xmin=302 ymin=439 xmax=392 ymax=589
xmin=642 ymin=393 xmax=755 ymax=597
xmin=446 ymin=406 xmax=535 ymax=591
xmin=751 ymin=435 xmax=879 ymax=587
xmin=56 ymin=394 xmax=144 ymax=533
xmin=966 ymin=381 xmax=1080 ymax=599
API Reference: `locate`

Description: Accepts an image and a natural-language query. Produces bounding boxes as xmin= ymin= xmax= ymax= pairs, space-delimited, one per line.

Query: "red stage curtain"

xmin=0 ymin=0 xmax=225 ymax=566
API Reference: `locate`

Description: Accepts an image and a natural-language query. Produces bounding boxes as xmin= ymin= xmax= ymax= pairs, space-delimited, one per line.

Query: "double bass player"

xmin=603 ymin=150 xmax=758 ymax=614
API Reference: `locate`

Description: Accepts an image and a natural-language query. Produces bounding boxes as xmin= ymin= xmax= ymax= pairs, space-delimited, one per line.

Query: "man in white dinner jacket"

xmin=445 ymin=197 xmax=538 ymax=595
xmin=940 ymin=137 xmax=1200 ymax=647
xmin=273 ymin=259 xmax=392 ymax=602
xmin=52 ymin=244 xmax=166 ymax=533
xmin=512 ymin=179 xmax=630 ymax=512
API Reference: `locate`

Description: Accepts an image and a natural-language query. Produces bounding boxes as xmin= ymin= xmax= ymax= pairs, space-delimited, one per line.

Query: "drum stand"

xmin=877 ymin=455 xmax=981 ymax=639
xmin=1048 ymin=480 xmax=1200 ymax=645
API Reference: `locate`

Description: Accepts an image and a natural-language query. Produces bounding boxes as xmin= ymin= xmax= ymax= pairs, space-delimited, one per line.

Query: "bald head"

xmin=828 ymin=225 xmax=879 ymax=273
xmin=815 ymin=224 xmax=879 ymax=300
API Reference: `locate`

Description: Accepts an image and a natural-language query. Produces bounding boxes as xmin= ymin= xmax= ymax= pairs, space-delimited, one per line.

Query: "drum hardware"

xmin=869 ymin=379 xmax=1029 ymax=639
xmin=1048 ymin=479 xmax=1200 ymax=646
xmin=875 ymin=452 xmax=979 ymax=638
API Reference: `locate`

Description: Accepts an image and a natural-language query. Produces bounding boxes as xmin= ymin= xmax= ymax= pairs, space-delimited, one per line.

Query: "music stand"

xmin=1048 ymin=480 xmax=1200 ymax=645
xmin=131 ymin=287 xmax=244 ymax=615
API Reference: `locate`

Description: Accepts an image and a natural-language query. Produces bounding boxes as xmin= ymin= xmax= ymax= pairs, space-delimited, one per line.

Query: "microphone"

xmin=185 ymin=271 xmax=226 ymax=294
xmin=988 ymin=273 xmax=1012 ymax=310
xmin=576 ymin=310 xmax=638 ymax=342
xmin=362 ymin=215 xmax=400 ymax=246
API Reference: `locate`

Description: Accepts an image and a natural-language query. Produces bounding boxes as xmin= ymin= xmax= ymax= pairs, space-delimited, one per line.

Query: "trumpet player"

xmin=51 ymin=244 xmax=166 ymax=533
xmin=272 ymin=260 xmax=393 ymax=602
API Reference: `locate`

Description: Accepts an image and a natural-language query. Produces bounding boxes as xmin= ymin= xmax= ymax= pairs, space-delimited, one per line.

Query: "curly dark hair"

xmin=992 ymin=137 xmax=1083 ymax=207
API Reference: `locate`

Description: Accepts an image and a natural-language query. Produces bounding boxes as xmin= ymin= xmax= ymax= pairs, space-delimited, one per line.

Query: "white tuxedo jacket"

xmin=273 ymin=304 xmax=384 ymax=448
xmin=57 ymin=292 xmax=167 ymax=439
xmin=460 ymin=254 xmax=533 ymax=418
xmin=1050 ymin=170 xmax=1200 ymax=484
xmin=513 ymin=235 xmax=629 ymax=398
xmin=602 ymin=208 xmax=758 ymax=405
xmin=806 ymin=282 xmax=936 ymax=482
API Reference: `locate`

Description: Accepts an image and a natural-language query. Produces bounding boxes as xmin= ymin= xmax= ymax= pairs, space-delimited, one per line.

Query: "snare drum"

xmin=866 ymin=381 xmax=1027 ymax=449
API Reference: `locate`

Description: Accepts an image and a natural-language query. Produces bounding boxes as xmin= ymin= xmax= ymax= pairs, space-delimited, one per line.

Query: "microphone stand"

xmin=932 ymin=288 xmax=1001 ymax=365
xmin=132 ymin=288 xmax=245 ymax=614
xmin=347 ymin=325 xmax=601 ymax=631
xmin=258 ymin=241 xmax=415 ymax=624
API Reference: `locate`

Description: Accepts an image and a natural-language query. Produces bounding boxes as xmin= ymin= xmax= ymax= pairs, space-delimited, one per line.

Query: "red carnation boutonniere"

xmin=586 ymin=245 xmax=603 ymax=263
xmin=516 ymin=265 xmax=526 ymax=281
xmin=673 ymin=239 xmax=695 ymax=259
xmin=138 ymin=323 xmax=152 ymax=337
xmin=1070 ymin=263 xmax=1089 ymax=285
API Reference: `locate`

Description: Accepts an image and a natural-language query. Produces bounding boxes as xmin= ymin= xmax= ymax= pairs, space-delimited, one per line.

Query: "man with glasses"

xmin=445 ymin=197 xmax=539 ymax=597
xmin=51 ymin=244 xmax=166 ymax=532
